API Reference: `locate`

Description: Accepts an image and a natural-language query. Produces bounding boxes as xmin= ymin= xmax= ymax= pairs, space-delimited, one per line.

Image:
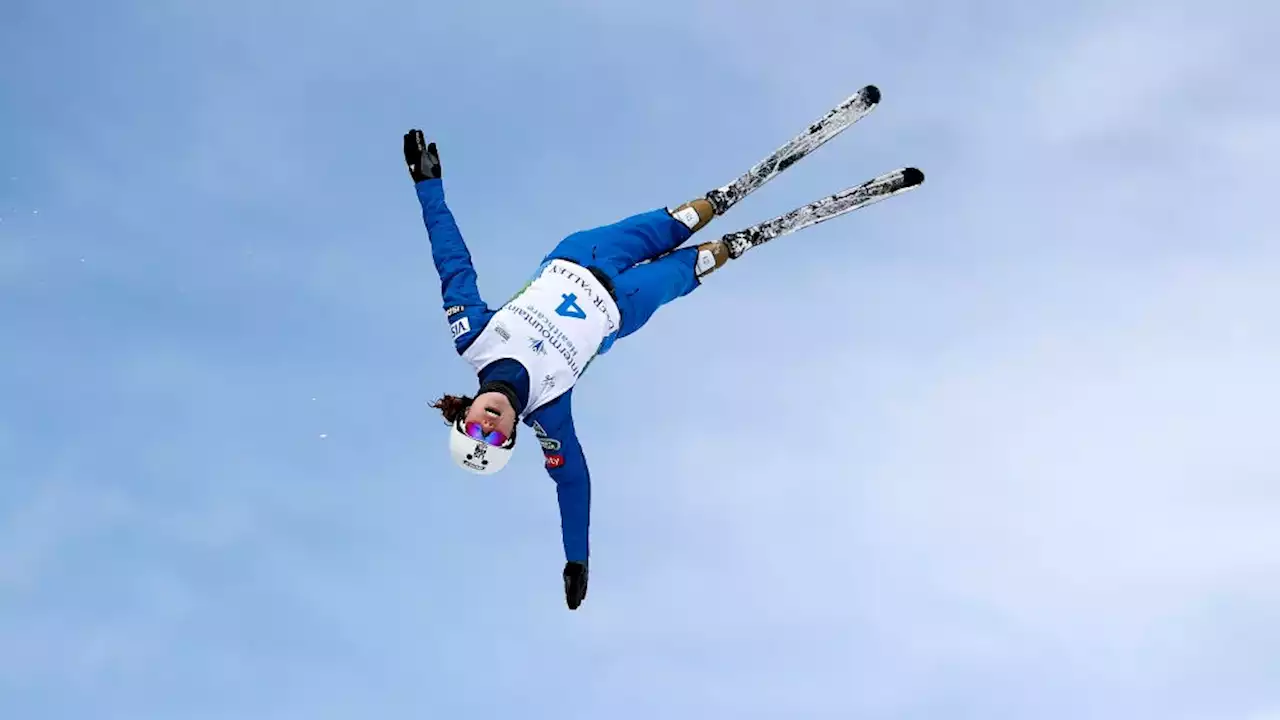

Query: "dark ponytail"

xmin=430 ymin=394 xmax=473 ymax=424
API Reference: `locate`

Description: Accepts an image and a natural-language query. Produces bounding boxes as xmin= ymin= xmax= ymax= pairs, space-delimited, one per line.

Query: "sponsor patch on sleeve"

xmin=545 ymin=454 xmax=565 ymax=469
xmin=445 ymin=305 xmax=465 ymax=318
xmin=532 ymin=421 xmax=563 ymax=452
xmin=449 ymin=317 xmax=471 ymax=339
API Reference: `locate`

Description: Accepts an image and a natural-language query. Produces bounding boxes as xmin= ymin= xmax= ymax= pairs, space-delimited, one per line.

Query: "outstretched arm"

xmin=527 ymin=390 xmax=592 ymax=609
xmin=404 ymin=130 xmax=487 ymax=352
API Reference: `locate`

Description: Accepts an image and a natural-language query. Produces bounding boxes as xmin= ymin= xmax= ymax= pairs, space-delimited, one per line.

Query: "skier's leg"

xmin=609 ymin=240 xmax=729 ymax=341
xmin=543 ymin=199 xmax=716 ymax=277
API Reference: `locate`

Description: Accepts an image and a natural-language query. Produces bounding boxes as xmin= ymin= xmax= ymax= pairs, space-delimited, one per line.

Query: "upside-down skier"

xmin=405 ymin=85 xmax=922 ymax=611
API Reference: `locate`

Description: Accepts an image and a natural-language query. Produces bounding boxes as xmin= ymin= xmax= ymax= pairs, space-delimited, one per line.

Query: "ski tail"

xmin=705 ymin=85 xmax=881 ymax=216
xmin=721 ymin=167 xmax=924 ymax=259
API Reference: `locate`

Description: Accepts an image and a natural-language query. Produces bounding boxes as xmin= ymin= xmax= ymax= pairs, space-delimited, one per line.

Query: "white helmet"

xmin=449 ymin=417 xmax=515 ymax=474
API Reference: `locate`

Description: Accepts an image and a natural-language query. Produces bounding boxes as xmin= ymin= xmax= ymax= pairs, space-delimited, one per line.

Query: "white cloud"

xmin=1031 ymin=9 xmax=1239 ymax=144
xmin=0 ymin=479 xmax=137 ymax=591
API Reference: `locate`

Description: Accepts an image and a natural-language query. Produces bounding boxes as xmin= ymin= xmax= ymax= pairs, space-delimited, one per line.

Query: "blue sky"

xmin=3 ymin=0 xmax=1278 ymax=718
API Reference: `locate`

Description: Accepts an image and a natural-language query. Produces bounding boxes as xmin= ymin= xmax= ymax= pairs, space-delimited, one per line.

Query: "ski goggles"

xmin=464 ymin=421 xmax=509 ymax=447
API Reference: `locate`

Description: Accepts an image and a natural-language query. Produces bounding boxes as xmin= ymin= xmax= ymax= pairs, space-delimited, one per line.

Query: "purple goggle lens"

xmin=465 ymin=421 xmax=508 ymax=447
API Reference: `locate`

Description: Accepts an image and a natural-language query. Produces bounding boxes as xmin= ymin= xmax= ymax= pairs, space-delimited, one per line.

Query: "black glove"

xmin=403 ymin=129 xmax=441 ymax=183
xmin=563 ymin=561 xmax=588 ymax=610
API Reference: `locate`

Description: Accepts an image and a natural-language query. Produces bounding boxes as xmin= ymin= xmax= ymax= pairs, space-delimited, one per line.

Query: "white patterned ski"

xmin=704 ymin=85 xmax=881 ymax=215
xmin=720 ymin=167 xmax=924 ymax=259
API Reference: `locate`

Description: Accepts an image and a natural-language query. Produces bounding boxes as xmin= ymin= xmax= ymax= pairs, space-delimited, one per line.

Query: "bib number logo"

xmin=555 ymin=293 xmax=587 ymax=319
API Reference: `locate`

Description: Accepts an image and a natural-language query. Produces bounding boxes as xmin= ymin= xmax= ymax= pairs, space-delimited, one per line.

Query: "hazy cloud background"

xmin=2 ymin=0 xmax=1277 ymax=718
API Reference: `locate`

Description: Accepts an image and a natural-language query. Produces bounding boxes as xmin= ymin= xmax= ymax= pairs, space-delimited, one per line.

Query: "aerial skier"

xmin=405 ymin=85 xmax=923 ymax=611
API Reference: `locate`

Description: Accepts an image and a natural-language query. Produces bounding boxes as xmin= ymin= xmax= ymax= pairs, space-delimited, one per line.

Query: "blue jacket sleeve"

xmin=527 ymin=390 xmax=591 ymax=563
xmin=415 ymin=178 xmax=488 ymax=352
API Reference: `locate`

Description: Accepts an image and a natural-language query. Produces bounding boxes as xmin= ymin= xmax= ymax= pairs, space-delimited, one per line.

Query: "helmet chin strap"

xmin=476 ymin=380 xmax=522 ymax=416
xmin=474 ymin=380 xmax=521 ymax=445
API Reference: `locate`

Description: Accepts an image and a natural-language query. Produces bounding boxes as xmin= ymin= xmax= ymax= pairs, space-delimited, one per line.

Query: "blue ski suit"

xmin=415 ymin=177 xmax=703 ymax=565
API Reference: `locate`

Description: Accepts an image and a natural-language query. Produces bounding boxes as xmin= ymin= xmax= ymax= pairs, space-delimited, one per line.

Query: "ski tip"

xmin=863 ymin=85 xmax=881 ymax=104
xmin=902 ymin=167 xmax=925 ymax=187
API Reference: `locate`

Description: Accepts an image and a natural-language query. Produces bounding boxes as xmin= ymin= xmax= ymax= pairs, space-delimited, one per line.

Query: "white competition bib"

xmin=461 ymin=259 xmax=620 ymax=416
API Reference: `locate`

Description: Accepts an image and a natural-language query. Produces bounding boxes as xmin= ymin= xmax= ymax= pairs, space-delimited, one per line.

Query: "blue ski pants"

xmin=543 ymin=208 xmax=701 ymax=341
